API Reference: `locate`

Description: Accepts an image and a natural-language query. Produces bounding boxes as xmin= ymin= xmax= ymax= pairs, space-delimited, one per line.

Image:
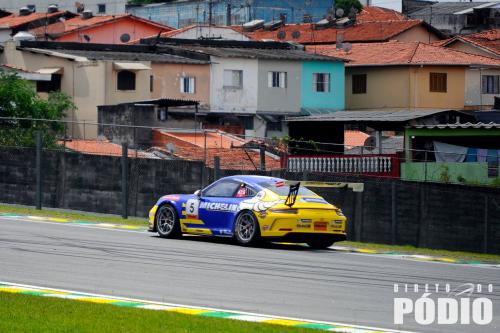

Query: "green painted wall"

xmin=401 ymin=162 xmax=500 ymax=186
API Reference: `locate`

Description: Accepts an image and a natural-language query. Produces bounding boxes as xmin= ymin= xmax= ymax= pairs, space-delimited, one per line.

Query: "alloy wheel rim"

xmin=237 ymin=213 xmax=255 ymax=241
xmin=158 ymin=207 xmax=175 ymax=234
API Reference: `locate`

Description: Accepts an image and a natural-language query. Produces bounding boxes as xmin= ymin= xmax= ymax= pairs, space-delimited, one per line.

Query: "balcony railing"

xmin=283 ymin=154 xmax=401 ymax=178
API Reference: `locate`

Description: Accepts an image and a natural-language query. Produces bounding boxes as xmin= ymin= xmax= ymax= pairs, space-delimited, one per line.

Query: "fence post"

xmin=260 ymin=145 xmax=266 ymax=171
xmin=121 ymin=143 xmax=129 ymax=219
xmin=35 ymin=131 xmax=43 ymax=210
xmin=214 ymin=156 xmax=221 ymax=181
xmin=483 ymin=195 xmax=489 ymax=253
xmin=302 ymin=169 xmax=309 ymax=181
xmin=391 ymin=182 xmax=397 ymax=244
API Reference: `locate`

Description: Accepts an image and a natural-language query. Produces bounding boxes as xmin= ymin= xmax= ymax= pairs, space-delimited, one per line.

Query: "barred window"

xmin=482 ymin=75 xmax=500 ymax=94
xmin=268 ymin=71 xmax=287 ymax=88
xmin=352 ymin=74 xmax=367 ymax=94
xmin=313 ymin=73 xmax=330 ymax=92
xmin=430 ymin=72 xmax=447 ymax=93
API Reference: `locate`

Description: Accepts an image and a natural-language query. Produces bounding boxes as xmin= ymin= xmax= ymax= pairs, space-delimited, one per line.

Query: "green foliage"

xmin=0 ymin=72 xmax=74 ymax=147
xmin=438 ymin=165 xmax=451 ymax=183
xmin=335 ymin=0 xmax=363 ymax=14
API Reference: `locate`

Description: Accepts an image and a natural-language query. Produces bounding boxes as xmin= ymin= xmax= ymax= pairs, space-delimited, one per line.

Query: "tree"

xmin=335 ymin=0 xmax=363 ymax=16
xmin=0 ymin=72 xmax=75 ymax=147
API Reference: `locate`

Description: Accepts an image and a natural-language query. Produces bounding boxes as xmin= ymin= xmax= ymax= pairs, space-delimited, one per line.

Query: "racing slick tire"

xmin=307 ymin=238 xmax=335 ymax=249
xmin=234 ymin=210 xmax=260 ymax=246
xmin=156 ymin=204 xmax=181 ymax=238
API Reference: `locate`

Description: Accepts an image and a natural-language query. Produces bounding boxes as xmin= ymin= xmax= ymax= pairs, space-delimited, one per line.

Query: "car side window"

xmin=203 ymin=180 xmax=240 ymax=197
xmin=235 ymin=184 xmax=257 ymax=198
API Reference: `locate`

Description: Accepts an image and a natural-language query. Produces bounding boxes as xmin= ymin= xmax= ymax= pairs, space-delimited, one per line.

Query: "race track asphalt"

xmin=0 ymin=217 xmax=498 ymax=333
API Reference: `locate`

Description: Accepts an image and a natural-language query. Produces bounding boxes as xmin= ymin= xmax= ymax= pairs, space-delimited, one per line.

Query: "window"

xmin=117 ymin=70 xmax=135 ymax=91
xmin=313 ymin=73 xmax=330 ymax=92
xmin=430 ymin=72 xmax=447 ymax=92
xmin=180 ymin=76 xmax=195 ymax=94
xmin=234 ymin=184 xmax=256 ymax=198
xmin=223 ymin=70 xmax=243 ymax=89
xmin=36 ymin=74 xmax=61 ymax=93
xmin=98 ymin=4 xmax=106 ymax=13
xmin=157 ymin=107 xmax=167 ymax=121
xmin=150 ymin=75 xmax=154 ymax=92
xmin=268 ymin=71 xmax=287 ymax=88
xmin=352 ymin=74 xmax=367 ymax=94
xmin=482 ymin=75 xmax=500 ymax=94
xmin=203 ymin=180 xmax=241 ymax=197
xmin=267 ymin=121 xmax=282 ymax=132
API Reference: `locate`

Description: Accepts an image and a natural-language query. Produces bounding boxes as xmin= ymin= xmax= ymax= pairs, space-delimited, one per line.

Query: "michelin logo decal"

xmin=199 ymin=202 xmax=239 ymax=212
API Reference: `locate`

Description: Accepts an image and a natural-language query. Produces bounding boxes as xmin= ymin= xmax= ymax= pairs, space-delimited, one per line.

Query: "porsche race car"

xmin=148 ymin=175 xmax=363 ymax=249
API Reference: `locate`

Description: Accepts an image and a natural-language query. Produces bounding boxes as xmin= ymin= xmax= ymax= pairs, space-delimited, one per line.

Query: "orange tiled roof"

xmin=61 ymin=140 xmax=145 ymax=158
xmin=0 ymin=11 xmax=66 ymax=29
xmin=344 ymin=130 xmax=369 ymax=149
xmin=356 ymin=6 xmax=408 ymax=23
xmin=30 ymin=13 xmax=173 ymax=37
xmin=450 ymin=29 xmax=500 ymax=57
xmin=152 ymin=130 xmax=280 ymax=170
xmin=309 ymin=41 xmax=500 ymax=66
xmin=232 ymin=19 xmax=424 ymax=45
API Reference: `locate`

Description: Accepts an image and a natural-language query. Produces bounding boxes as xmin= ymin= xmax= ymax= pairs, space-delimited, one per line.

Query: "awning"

xmin=36 ymin=67 xmax=63 ymax=75
xmin=113 ymin=62 xmax=151 ymax=71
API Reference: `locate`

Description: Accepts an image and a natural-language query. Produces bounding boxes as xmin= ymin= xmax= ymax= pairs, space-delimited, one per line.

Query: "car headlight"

xmin=335 ymin=209 xmax=344 ymax=216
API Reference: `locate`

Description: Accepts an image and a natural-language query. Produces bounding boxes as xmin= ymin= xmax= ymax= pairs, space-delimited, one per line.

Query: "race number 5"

xmin=186 ymin=199 xmax=199 ymax=218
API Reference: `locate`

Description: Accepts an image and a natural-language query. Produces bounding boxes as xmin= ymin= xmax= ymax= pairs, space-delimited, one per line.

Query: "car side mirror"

xmin=194 ymin=189 xmax=201 ymax=197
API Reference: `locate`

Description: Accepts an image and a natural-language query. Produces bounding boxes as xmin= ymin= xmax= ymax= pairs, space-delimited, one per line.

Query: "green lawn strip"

xmin=337 ymin=241 xmax=500 ymax=264
xmin=0 ymin=204 xmax=147 ymax=227
xmin=0 ymin=292 xmax=321 ymax=333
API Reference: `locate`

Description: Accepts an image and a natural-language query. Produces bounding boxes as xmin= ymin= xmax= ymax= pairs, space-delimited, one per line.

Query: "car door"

xmin=198 ymin=180 xmax=255 ymax=236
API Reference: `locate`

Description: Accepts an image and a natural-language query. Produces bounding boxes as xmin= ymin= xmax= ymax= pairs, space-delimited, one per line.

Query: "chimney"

xmin=82 ymin=9 xmax=93 ymax=20
xmin=19 ymin=7 xmax=31 ymax=16
xmin=47 ymin=4 xmax=58 ymax=14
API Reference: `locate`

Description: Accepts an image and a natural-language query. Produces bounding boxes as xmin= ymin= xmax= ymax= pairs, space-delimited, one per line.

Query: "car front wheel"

xmin=156 ymin=204 xmax=181 ymax=238
xmin=234 ymin=211 xmax=260 ymax=246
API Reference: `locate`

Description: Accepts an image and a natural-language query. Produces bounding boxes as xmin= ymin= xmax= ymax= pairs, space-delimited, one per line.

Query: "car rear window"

xmin=259 ymin=181 xmax=317 ymax=197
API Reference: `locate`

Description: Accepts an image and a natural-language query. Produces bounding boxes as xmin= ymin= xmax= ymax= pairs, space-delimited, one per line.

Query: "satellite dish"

xmin=364 ymin=136 xmax=376 ymax=151
xmin=342 ymin=42 xmax=352 ymax=52
xmin=292 ymin=30 xmax=300 ymax=39
xmin=166 ymin=143 xmax=177 ymax=154
xmin=335 ymin=8 xmax=344 ymax=18
xmin=277 ymin=30 xmax=286 ymax=40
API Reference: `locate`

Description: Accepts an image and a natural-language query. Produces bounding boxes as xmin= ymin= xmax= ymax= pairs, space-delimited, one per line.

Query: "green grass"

xmin=0 ymin=204 xmax=147 ymax=227
xmin=337 ymin=241 xmax=500 ymax=263
xmin=0 ymin=292 xmax=320 ymax=333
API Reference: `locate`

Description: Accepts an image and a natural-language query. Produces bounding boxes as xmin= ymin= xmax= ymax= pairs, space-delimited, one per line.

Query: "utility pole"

xmin=208 ymin=0 xmax=213 ymax=26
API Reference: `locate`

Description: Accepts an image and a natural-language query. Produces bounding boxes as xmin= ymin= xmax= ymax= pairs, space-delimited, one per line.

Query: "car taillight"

xmin=269 ymin=208 xmax=298 ymax=214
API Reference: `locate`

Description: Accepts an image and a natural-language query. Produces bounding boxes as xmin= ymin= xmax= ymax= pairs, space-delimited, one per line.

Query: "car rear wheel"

xmin=156 ymin=204 xmax=181 ymax=238
xmin=307 ymin=238 xmax=335 ymax=249
xmin=234 ymin=211 xmax=260 ymax=246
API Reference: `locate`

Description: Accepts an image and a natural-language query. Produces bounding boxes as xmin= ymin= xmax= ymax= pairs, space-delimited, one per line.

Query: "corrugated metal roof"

xmin=287 ymin=109 xmax=455 ymax=122
xmin=409 ymin=2 xmax=490 ymax=16
xmin=411 ymin=122 xmax=500 ymax=129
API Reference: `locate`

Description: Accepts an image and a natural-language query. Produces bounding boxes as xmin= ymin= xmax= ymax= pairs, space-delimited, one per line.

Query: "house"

xmin=232 ymin=6 xmax=445 ymax=45
xmin=0 ymin=41 xmax=208 ymax=139
xmin=409 ymin=2 xmax=500 ymax=36
xmin=310 ymin=41 xmax=500 ymax=110
xmin=402 ymin=122 xmax=500 ymax=185
xmin=436 ymin=29 xmax=500 ymax=59
xmin=140 ymin=38 xmax=345 ymax=138
xmin=126 ymin=0 xmax=334 ymax=28
xmin=29 ymin=12 xmax=173 ymax=44
xmin=0 ymin=1 xmax=127 ymax=15
xmin=0 ymin=7 xmax=76 ymax=43
xmin=136 ymin=24 xmax=251 ymax=42
xmin=151 ymin=129 xmax=281 ymax=170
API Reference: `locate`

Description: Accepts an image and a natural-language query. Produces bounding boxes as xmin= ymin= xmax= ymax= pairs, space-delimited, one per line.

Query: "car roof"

xmin=219 ymin=175 xmax=282 ymax=187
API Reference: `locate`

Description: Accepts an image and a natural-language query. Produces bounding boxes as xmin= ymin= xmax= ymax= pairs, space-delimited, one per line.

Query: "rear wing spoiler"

xmin=282 ymin=180 xmax=364 ymax=207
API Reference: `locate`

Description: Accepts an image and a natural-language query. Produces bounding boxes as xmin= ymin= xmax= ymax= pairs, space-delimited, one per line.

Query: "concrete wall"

xmin=210 ymin=56 xmax=258 ymax=113
xmin=2 ymin=146 xmax=500 ymax=254
xmin=56 ymin=17 xmax=164 ymax=44
xmin=465 ymin=67 xmax=500 ymax=108
xmin=257 ymin=60 xmax=301 ymax=114
xmin=301 ymin=61 xmax=345 ymax=110
xmin=151 ymin=63 xmax=211 ymax=106
xmin=410 ymin=66 xmax=465 ymax=109
xmin=346 ymin=66 xmax=410 ymax=109
xmin=395 ymin=25 xmax=440 ymax=44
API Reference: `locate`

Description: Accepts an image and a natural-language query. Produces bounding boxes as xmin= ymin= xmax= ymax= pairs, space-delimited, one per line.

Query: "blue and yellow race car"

xmin=148 ymin=175 xmax=363 ymax=249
